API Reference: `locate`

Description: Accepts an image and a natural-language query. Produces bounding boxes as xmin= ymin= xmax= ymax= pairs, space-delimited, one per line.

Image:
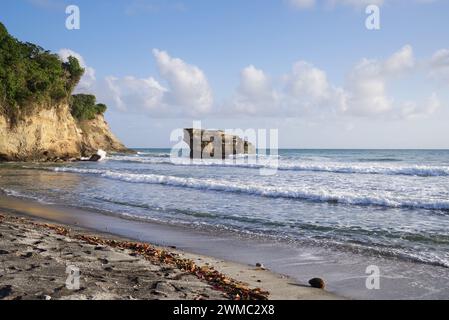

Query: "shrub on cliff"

xmin=70 ymin=94 xmax=107 ymax=121
xmin=0 ymin=22 xmax=105 ymax=124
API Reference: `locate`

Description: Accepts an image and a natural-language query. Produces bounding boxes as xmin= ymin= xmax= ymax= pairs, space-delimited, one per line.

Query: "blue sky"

xmin=1 ymin=0 xmax=449 ymax=148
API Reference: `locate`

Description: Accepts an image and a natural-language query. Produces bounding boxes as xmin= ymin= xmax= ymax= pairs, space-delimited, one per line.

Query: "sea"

xmin=1 ymin=149 xmax=449 ymax=298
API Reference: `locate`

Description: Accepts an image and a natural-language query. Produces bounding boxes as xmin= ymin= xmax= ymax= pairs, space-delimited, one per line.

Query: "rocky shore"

xmin=0 ymin=103 xmax=131 ymax=162
xmin=0 ymin=210 xmax=340 ymax=300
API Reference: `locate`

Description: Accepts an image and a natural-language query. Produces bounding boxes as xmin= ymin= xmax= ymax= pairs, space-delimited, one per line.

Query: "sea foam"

xmin=52 ymin=167 xmax=449 ymax=211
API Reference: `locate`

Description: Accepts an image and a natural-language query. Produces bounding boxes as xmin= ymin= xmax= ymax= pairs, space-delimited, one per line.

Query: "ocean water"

xmin=1 ymin=149 xmax=449 ymax=270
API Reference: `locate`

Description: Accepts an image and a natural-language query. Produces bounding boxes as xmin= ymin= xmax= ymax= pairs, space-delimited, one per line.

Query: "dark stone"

xmin=308 ymin=278 xmax=325 ymax=289
xmin=0 ymin=249 xmax=9 ymax=255
xmin=0 ymin=285 xmax=12 ymax=299
xmin=88 ymin=154 xmax=102 ymax=162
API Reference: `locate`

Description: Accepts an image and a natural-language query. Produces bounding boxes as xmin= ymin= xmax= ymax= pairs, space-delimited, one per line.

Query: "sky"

xmin=1 ymin=0 xmax=449 ymax=148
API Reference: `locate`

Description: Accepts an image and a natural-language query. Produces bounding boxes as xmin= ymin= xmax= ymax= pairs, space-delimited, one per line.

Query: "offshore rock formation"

xmin=0 ymin=102 xmax=130 ymax=162
xmin=183 ymin=128 xmax=256 ymax=159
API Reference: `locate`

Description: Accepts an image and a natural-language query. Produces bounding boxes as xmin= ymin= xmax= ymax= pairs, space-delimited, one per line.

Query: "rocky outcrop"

xmin=183 ymin=128 xmax=256 ymax=159
xmin=0 ymin=103 xmax=130 ymax=162
xmin=77 ymin=114 xmax=129 ymax=156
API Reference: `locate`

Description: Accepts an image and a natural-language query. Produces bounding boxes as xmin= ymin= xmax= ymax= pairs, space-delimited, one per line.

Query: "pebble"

xmin=308 ymin=278 xmax=325 ymax=289
xmin=255 ymin=263 xmax=266 ymax=270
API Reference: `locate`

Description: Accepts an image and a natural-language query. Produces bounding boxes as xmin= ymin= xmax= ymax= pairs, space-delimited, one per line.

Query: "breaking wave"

xmin=52 ymin=167 xmax=449 ymax=211
xmin=107 ymin=155 xmax=449 ymax=177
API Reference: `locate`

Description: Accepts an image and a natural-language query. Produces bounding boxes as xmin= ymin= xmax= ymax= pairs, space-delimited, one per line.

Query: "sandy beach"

xmin=0 ymin=204 xmax=339 ymax=300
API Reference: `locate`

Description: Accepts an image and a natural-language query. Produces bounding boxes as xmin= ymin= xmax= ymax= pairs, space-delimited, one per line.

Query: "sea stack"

xmin=183 ymin=128 xmax=256 ymax=159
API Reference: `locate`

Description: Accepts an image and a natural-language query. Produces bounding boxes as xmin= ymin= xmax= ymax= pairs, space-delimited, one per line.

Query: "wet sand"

xmin=0 ymin=197 xmax=339 ymax=300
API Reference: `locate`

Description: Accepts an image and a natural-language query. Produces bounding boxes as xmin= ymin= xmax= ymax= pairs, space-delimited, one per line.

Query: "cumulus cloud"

xmin=400 ymin=93 xmax=441 ymax=119
xmin=428 ymin=48 xmax=449 ymax=84
xmin=62 ymin=49 xmax=214 ymax=117
xmin=228 ymin=65 xmax=279 ymax=115
xmin=340 ymin=45 xmax=437 ymax=117
xmin=342 ymin=45 xmax=413 ymax=116
xmin=152 ymin=49 xmax=213 ymax=115
xmin=61 ymin=46 xmax=444 ymax=120
xmin=226 ymin=45 xmax=441 ymax=119
xmin=104 ymin=76 xmax=167 ymax=114
xmin=227 ymin=62 xmax=346 ymax=117
xmin=58 ymin=49 xmax=96 ymax=94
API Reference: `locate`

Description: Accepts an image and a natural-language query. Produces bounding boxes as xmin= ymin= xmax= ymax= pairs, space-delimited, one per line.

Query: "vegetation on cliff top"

xmin=70 ymin=94 xmax=107 ymax=121
xmin=0 ymin=22 xmax=106 ymax=124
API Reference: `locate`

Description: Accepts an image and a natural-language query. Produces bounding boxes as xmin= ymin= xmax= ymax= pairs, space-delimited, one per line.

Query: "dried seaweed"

xmin=3 ymin=215 xmax=269 ymax=300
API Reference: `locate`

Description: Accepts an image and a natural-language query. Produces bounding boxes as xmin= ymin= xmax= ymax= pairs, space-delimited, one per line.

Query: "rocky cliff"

xmin=0 ymin=22 xmax=130 ymax=162
xmin=0 ymin=102 xmax=129 ymax=162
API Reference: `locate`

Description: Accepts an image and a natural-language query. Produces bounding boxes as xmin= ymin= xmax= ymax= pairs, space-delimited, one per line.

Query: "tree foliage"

xmin=70 ymin=94 xmax=107 ymax=121
xmin=0 ymin=22 xmax=106 ymax=124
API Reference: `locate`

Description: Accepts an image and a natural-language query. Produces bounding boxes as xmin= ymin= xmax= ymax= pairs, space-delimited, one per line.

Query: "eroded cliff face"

xmin=0 ymin=103 xmax=129 ymax=161
xmin=77 ymin=114 xmax=129 ymax=155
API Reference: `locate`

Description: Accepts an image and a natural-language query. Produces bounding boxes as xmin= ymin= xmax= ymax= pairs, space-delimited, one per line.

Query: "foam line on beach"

xmin=107 ymin=156 xmax=449 ymax=177
xmin=51 ymin=167 xmax=449 ymax=211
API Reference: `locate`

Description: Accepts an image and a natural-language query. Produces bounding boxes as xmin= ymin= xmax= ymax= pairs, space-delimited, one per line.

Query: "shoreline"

xmin=0 ymin=196 xmax=340 ymax=300
xmin=2 ymin=192 xmax=449 ymax=300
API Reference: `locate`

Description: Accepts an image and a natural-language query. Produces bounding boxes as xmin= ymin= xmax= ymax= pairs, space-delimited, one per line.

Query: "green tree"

xmin=0 ymin=22 xmax=107 ymax=125
xmin=70 ymin=94 xmax=108 ymax=121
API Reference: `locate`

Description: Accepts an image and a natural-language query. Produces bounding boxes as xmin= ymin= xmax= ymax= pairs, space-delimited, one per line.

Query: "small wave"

xmin=51 ymin=167 xmax=449 ymax=211
xmin=108 ymin=156 xmax=449 ymax=177
xmin=357 ymin=158 xmax=402 ymax=162
xmin=135 ymin=152 xmax=171 ymax=158
xmin=0 ymin=187 xmax=52 ymax=204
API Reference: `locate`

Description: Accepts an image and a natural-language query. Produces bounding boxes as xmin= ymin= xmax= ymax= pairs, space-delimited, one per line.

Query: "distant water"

xmin=1 ymin=149 xmax=449 ymax=268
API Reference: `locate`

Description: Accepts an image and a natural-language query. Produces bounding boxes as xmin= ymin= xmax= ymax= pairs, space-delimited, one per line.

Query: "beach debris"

xmin=308 ymin=278 xmax=326 ymax=289
xmin=255 ymin=263 xmax=266 ymax=270
xmin=2 ymin=214 xmax=270 ymax=300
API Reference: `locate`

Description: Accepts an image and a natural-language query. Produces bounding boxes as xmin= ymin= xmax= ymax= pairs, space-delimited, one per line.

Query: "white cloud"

xmin=284 ymin=61 xmax=347 ymax=115
xmin=61 ymin=46 xmax=444 ymax=121
xmin=384 ymin=45 xmax=415 ymax=74
xmin=342 ymin=45 xmax=428 ymax=117
xmin=58 ymin=49 xmax=213 ymax=117
xmin=400 ymin=93 xmax=441 ymax=119
xmin=344 ymin=59 xmax=392 ymax=116
xmin=226 ymin=45 xmax=441 ymax=119
xmin=428 ymin=48 xmax=449 ymax=84
xmin=58 ymin=49 xmax=96 ymax=94
xmin=152 ymin=49 xmax=213 ymax=115
xmin=229 ymin=65 xmax=279 ymax=115
xmin=287 ymin=61 xmax=331 ymax=102
xmin=104 ymin=76 xmax=167 ymax=114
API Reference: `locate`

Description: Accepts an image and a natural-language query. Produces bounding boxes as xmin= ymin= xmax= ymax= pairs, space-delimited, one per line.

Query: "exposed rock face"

xmin=183 ymin=128 xmax=256 ymax=159
xmin=0 ymin=103 xmax=130 ymax=161
xmin=77 ymin=114 xmax=129 ymax=156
